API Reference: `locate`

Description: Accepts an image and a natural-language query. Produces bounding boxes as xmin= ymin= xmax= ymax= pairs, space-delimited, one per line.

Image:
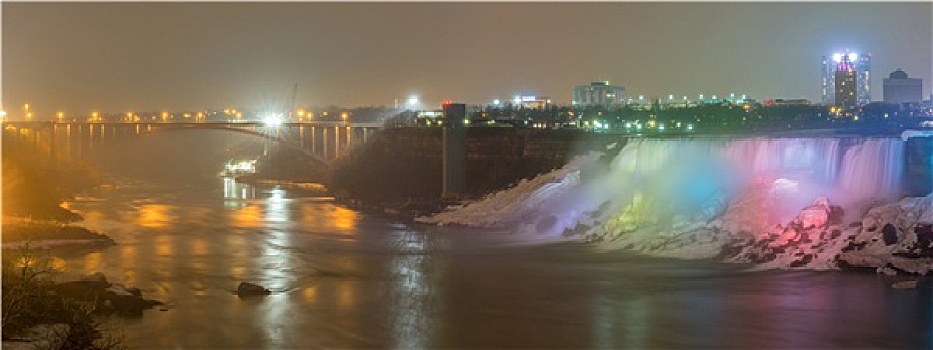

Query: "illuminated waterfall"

xmin=598 ymin=137 xmax=905 ymax=233
xmin=422 ymin=136 xmax=907 ymax=239
xmin=523 ymin=137 xmax=907 ymax=237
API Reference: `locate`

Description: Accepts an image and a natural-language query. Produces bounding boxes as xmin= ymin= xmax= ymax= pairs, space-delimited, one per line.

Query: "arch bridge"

xmin=2 ymin=121 xmax=383 ymax=169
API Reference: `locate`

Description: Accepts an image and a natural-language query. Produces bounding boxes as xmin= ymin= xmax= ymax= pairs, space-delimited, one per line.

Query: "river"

xmin=55 ymin=176 xmax=933 ymax=349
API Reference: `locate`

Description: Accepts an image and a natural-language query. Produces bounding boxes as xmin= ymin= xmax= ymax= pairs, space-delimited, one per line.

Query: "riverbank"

xmin=2 ymin=217 xmax=116 ymax=249
xmin=1 ymin=213 xmax=168 ymax=349
xmin=233 ymin=175 xmax=330 ymax=196
xmin=335 ymin=194 xmax=462 ymax=220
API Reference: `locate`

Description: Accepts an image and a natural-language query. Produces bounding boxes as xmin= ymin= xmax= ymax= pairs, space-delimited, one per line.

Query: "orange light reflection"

xmin=332 ymin=206 xmax=359 ymax=231
xmin=138 ymin=204 xmax=172 ymax=228
xmin=233 ymin=205 xmax=262 ymax=228
xmin=84 ymin=252 xmax=102 ymax=274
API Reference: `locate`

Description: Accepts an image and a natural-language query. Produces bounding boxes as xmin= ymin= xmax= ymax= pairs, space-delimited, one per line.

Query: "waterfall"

xmin=838 ymin=138 xmax=905 ymax=201
xmin=564 ymin=136 xmax=905 ymax=234
xmin=421 ymin=136 xmax=907 ymax=235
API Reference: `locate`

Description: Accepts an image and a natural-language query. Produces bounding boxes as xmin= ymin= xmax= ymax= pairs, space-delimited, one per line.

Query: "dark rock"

xmin=110 ymin=294 xmax=162 ymax=317
xmin=789 ymin=254 xmax=814 ymax=268
xmin=82 ymin=272 xmax=108 ymax=284
xmin=893 ymin=252 xmax=923 ymax=259
xmin=883 ymin=223 xmax=899 ymax=245
xmin=757 ymin=252 xmax=777 ymax=263
xmin=800 ymin=232 xmax=812 ymax=244
xmin=842 ymin=241 xmax=868 ymax=252
xmin=831 ymin=229 xmax=842 ymax=240
xmin=828 ymin=206 xmax=845 ymax=225
xmin=715 ymin=244 xmax=744 ymax=260
xmin=916 ymin=224 xmax=933 ymax=251
xmin=51 ymin=280 xmax=162 ymax=317
xmin=892 ymin=280 xmax=919 ymax=289
xmin=237 ymin=282 xmax=271 ymax=297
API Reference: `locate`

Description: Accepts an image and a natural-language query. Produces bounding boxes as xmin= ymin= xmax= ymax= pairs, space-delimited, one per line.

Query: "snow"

xmin=415 ymin=151 xmax=600 ymax=228
xmin=418 ymin=136 xmax=933 ymax=274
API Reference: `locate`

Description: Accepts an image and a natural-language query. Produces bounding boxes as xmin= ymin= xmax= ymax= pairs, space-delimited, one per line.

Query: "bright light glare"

xmin=407 ymin=96 xmax=419 ymax=106
xmin=264 ymin=114 xmax=283 ymax=127
xmin=847 ymin=52 xmax=858 ymax=61
xmin=833 ymin=53 xmax=843 ymax=62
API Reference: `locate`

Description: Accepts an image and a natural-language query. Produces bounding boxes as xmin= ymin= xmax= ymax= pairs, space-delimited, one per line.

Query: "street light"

xmin=263 ymin=114 xmax=283 ymax=127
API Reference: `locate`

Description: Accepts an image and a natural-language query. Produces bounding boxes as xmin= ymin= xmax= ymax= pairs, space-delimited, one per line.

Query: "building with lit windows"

xmin=821 ymin=51 xmax=871 ymax=106
xmin=572 ymin=81 xmax=626 ymax=108
xmin=511 ymin=94 xmax=552 ymax=109
xmin=834 ymin=54 xmax=858 ymax=109
xmin=883 ymin=69 xmax=923 ymax=104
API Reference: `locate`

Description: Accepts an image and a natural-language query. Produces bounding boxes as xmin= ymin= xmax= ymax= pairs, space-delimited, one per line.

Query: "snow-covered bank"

xmin=1 ymin=218 xmax=116 ymax=249
xmin=418 ymin=137 xmax=933 ymax=274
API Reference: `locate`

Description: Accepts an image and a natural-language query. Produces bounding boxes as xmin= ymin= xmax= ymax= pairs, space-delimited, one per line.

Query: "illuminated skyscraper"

xmin=834 ymin=55 xmax=857 ymax=109
xmin=821 ymin=51 xmax=871 ymax=106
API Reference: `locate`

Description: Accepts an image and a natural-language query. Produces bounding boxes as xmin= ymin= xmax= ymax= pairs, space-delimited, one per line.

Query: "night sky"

xmin=3 ymin=2 xmax=931 ymax=119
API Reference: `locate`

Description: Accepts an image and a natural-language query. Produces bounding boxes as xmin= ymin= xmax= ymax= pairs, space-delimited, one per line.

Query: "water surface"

xmin=60 ymin=178 xmax=933 ymax=349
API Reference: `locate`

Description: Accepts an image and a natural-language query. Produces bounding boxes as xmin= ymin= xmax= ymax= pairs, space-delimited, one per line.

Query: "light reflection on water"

xmin=223 ymin=177 xmax=255 ymax=210
xmin=137 ymin=204 xmax=172 ymax=228
xmin=59 ymin=178 xmax=933 ymax=349
xmin=389 ymin=228 xmax=433 ymax=349
xmin=265 ymin=187 xmax=289 ymax=223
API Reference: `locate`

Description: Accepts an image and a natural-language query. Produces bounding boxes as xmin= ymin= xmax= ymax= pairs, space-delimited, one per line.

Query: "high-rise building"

xmin=572 ymin=81 xmax=626 ymax=108
xmin=821 ymin=51 xmax=871 ymax=106
xmin=883 ymin=69 xmax=923 ymax=104
xmin=834 ymin=55 xmax=858 ymax=109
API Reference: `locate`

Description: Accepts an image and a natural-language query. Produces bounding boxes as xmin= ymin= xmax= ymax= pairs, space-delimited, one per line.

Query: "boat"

xmin=218 ymin=159 xmax=257 ymax=178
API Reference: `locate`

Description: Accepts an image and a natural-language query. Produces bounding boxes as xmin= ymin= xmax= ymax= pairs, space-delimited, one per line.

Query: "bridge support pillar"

xmin=442 ymin=103 xmax=467 ymax=199
xmin=322 ymin=128 xmax=328 ymax=160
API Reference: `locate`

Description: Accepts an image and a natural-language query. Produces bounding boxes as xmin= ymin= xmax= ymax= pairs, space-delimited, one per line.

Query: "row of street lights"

xmin=6 ymin=104 xmax=361 ymax=123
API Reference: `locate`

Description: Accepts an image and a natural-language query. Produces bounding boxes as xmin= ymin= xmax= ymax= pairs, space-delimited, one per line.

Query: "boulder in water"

xmin=237 ymin=282 xmax=271 ymax=297
xmin=892 ymin=280 xmax=919 ymax=289
xmin=52 ymin=279 xmax=162 ymax=317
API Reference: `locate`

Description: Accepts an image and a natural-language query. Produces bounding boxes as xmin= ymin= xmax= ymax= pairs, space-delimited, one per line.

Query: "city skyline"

xmin=3 ymin=2 xmax=931 ymax=119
